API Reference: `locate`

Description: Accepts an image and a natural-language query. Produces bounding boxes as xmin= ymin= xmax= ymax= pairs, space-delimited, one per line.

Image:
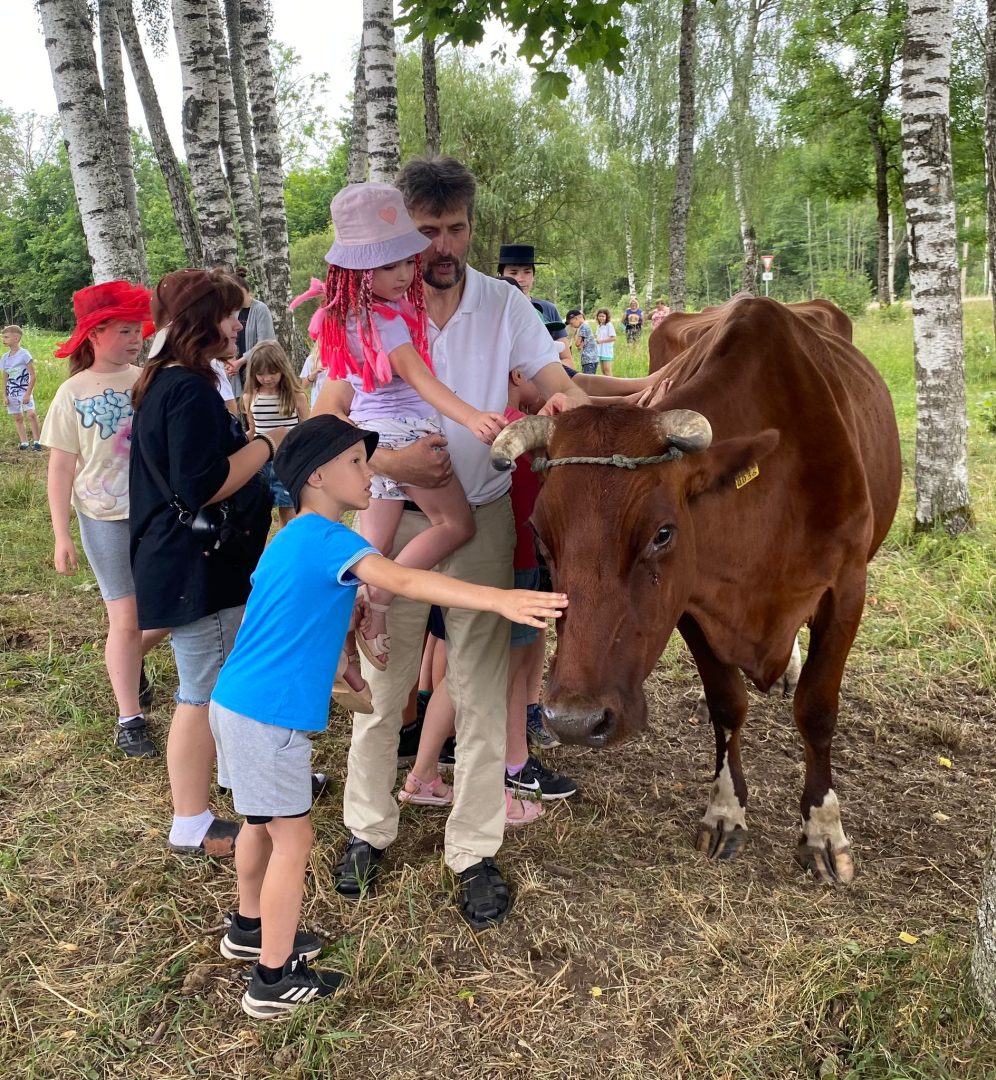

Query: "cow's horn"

xmin=491 ymin=415 xmax=555 ymax=471
xmin=655 ymin=409 xmax=713 ymax=454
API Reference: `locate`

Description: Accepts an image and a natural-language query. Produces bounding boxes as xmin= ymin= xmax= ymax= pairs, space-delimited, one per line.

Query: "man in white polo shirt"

xmin=314 ymin=157 xmax=586 ymax=930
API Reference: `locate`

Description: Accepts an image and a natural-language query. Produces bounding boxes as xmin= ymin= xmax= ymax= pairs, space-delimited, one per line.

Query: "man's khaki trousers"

xmin=343 ymin=496 xmax=515 ymax=874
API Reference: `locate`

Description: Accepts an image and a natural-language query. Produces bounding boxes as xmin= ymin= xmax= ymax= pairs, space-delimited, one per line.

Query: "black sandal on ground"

xmin=169 ymin=817 xmax=240 ymax=858
xmin=458 ymin=857 xmax=511 ymax=931
xmin=332 ymin=836 xmax=383 ymax=899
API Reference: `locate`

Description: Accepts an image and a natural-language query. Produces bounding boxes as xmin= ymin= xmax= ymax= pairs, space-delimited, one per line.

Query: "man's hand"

xmin=538 ymin=392 xmax=585 ymax=417
xmin=376 ymin=434 xmax=453 ymax=488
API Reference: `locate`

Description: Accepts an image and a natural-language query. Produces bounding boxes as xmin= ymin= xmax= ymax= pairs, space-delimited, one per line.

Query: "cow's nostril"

xmin=589 ymin=710 xmax=614 ymax=745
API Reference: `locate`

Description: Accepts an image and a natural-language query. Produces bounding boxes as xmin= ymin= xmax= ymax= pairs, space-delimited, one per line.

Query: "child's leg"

xmin=419 ymin=632 xmax=437 ymax=693
xmin=234 ymin=819 xmax=273 ymax=919
xmin=259 ymin=815 xmax=313 ymax=968
xmin=104 ymin=595 xmax=144 ymax=717
xmin=143 ymin=627 xmax=171 ymax=654
xmin=26 ymin=409 xmax=40 ymax=442
xmin=600 ymin=359 xmax=613 ymax=377
xmin=506 ymin=646 xmax=531 ymax=769
xmin=13 ymin=412 xmax=27 ymax=444
xmin=407 ymin=642 xmax=454 ymax=784
xmin=357 ymin=496 xmax=406 ymax=555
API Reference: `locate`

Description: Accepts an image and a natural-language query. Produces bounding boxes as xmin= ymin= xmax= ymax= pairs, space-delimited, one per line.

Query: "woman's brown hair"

xmin=132 ymin=270 xmax=245 ymax=410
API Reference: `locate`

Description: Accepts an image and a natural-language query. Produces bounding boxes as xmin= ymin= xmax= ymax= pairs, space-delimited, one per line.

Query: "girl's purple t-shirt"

xmin=345 ymin=303 xmax=435 ymax=422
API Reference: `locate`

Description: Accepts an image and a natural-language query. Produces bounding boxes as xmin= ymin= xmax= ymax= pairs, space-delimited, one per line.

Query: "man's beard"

xmin=422 ymin=256 xmax=466 ymax=291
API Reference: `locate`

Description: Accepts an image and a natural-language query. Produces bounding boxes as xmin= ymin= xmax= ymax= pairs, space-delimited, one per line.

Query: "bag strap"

xmin=134 ymin=420 xmax=189 ymax=514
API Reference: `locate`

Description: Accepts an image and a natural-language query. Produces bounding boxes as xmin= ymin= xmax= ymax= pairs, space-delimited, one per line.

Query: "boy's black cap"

xmin=565 ymin=308 xmax=583 ymax=320
xmin=273 ymin=415 xmax=379 ymax=511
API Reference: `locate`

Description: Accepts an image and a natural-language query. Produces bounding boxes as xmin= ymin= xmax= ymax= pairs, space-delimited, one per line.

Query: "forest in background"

xmin=0 ymin=0 xmax=988 ymax=334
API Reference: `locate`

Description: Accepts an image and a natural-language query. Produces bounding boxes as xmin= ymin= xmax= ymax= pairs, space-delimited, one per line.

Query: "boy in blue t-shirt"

xmin=209 ymin=414 xmax=567 ymax=1020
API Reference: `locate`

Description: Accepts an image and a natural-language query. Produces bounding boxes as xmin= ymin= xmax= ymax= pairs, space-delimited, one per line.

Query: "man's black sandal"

xmin=457 ymin=857 xmax=511 ymax=931
xmin=332 ymin=837 xmax=383 ymax=899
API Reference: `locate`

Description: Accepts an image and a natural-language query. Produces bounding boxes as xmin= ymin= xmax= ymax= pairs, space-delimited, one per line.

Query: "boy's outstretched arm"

xmin=352 ymin=553 xmax=567 ymax=629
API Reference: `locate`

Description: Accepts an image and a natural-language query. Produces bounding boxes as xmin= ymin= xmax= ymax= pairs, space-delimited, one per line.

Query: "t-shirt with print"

xmin=505 ymin=408 xmax=541 ymax=571
xmin=2 ymin=347 xmax=34 ymax=404
xmin=575 ymin=322 xmax=598 ymax=366
xmin=212 ymin=513 xmax=377 ymax=731
xmin=344 ymin=302 xmax=433 ymax=423
xmin=40 ymin=366 xmax=140 ymax=521
xmin=624 ymin=308 xmax=643 ymax=328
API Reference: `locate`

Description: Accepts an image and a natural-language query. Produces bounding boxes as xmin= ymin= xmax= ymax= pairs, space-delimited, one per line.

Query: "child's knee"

xmin=453 ymin=513 xmax=476 ymax=547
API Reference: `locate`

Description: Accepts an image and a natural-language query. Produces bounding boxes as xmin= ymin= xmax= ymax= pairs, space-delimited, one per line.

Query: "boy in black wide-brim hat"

xmin=496 ymin=244 xmax=572 ymax=365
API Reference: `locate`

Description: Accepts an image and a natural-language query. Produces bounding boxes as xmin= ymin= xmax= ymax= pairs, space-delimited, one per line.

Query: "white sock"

xmin=169 ymin=809 xmax=215 ymax=848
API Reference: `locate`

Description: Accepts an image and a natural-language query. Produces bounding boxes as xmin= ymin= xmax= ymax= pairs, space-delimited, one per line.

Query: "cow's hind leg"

xmin=679 ymin=616 xmax=750 ymax=862
xmin=792 ymin=578 xmax=865 ymax=885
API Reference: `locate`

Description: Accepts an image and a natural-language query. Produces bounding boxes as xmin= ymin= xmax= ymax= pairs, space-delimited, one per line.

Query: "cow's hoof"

xmin=696 ymin=822 xmax=747 ymax=862
xmin=794 ymin=840 xmax=854 ymax=885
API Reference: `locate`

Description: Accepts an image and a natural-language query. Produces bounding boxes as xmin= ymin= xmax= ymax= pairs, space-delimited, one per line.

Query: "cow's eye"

xmin=654 ymin=526 xmax=673 ymax=549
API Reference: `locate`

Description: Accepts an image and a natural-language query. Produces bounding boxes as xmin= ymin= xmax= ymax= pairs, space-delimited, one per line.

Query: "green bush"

xmin=874 ymin=301 xmax=906 ymax=323
xmin=288 ymin=229 xmax=334 ymax=342
xmin=978 ymin=391 xmax=996 ymax=434
xmin=817 ymin=271 xmax=872 ymax=319
xmin=964 ymin=328 xmax=995 ymax=376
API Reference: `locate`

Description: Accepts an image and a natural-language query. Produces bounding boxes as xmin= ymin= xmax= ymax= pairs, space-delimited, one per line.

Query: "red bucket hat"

xmin=54 ymin=281 xmax=154 ymax=359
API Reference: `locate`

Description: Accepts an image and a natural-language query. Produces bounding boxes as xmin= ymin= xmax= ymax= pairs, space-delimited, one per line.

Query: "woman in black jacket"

xmin=130 ymin=269 xmax=290 ymax=857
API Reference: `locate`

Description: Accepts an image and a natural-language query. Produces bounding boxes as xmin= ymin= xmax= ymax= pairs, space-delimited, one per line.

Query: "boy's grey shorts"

xmin=77 ymin=514 xmax=135 ymax=601
xmin=209 ymin=700 xmax=313 ymax=818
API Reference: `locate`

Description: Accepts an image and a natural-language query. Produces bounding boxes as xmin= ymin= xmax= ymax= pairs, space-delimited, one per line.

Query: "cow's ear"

xmin=683 ymin=429 xmax=780 ymax=500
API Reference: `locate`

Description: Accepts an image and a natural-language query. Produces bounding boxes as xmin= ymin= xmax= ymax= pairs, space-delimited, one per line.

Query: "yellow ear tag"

xmin=735 ymin=463 xmax=760 ymax=490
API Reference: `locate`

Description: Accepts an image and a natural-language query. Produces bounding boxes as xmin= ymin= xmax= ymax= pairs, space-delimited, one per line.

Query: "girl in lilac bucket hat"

xmin=310 ymin=182 xmax=508 ymax=675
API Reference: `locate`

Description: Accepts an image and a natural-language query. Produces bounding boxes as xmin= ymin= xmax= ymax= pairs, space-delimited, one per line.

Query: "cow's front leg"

xmin=679 ymin=617 xmax=750 ymax=862
xmin=792 ymin=582 xmax=864 ymax=885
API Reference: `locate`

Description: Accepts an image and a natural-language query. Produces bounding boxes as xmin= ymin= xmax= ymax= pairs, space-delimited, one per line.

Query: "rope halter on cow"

xmin=490 ymin=409 xmax=713 ymax=472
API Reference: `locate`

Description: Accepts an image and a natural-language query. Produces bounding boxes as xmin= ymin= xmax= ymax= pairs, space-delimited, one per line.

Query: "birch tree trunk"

xmin=208 ymin=0 xmax=265 ymax=290
xmin=117 ymin=0 xmax=202 ymax=265
xmin=887 ymin=211 xmax=897 ymax=304
xmin=625 ymin=211 xmax=637 ymax=298
xmin=347 ymin=43 xmax=368 ymax=183
xmin=97 ymin=0 xmax=148 ymax=283
xmin=38 ymin=0 xmax=142 ymax=283
xmin=975 ymin=808 xmax=996 ymax=1022
xmin=871 ymin=112 xmax=891 ymax=305
xmin=422 ymin=36 xmax=441 ymax=156
xmin=241 ymin=0 xmax=295 ymax=355
xmin=223 ymin=0 xmax=255 ymax=179
xmin=364 ymin=0 xmax=401 ymax=182
xmin=645 ymin=167 xmax=658 ymax=307
xmin=901 ymin=0 xmax=971 ymax=534
xmin=173 ymin=0 xmax=237 ymax=268
xmin=986 ymin=0 xmax=996 ymax=343
xmin=668 ymin=0 xmax=697 ymax=313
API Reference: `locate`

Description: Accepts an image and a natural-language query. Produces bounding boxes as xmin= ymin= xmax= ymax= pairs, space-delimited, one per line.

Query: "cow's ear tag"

xmin=735 ymin=463 xmax=759 ymax=490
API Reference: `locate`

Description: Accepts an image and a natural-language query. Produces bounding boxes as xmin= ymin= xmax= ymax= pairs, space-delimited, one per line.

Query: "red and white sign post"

xmin=761 ymin=254 xmax=774 ymax=296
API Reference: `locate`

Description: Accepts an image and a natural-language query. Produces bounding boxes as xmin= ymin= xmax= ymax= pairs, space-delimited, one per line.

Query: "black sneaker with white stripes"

xmin=115 ymin=721 xmax=158 ymax=759
xmin=242 ymin=955 xmax=345 ymax=1019
xmin=219 ymin=911 xmax=322 ymax=962
xmin=505 ymin=755 xmax=578 ymax=801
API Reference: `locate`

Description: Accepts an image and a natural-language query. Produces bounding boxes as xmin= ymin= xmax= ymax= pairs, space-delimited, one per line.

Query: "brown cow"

xmin=648 ymin=296 xmax=853 ymax=375
xmin=491 ymin=296 xmax=901 ymax=884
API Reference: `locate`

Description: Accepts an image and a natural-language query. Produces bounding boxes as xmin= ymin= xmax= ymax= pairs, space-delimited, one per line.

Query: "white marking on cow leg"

xmin=770 ymin=635 xmax=803 ymax=699
xmin=801 ymin=789 xmax=849 ymax=852
xmin=701 ymin=753 xmax=747 ymax=831
xmin=692 ymin=688 xmax=710 ymax=723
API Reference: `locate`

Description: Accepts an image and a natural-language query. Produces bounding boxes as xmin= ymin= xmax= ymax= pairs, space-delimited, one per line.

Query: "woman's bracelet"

xmin=253 ymin=432 xmax=276 ymax=461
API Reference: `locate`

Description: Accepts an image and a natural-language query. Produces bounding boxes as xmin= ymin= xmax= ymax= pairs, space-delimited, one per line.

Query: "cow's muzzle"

xmin=542 ymin=704 xmax=617 ymax=747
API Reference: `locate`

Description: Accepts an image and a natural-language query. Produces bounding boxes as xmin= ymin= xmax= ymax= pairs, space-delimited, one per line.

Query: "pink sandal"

xmin=398 ymin=772 xmax=453 ymax=807
xmin=505 ymin=790 xmax=544 ymax=826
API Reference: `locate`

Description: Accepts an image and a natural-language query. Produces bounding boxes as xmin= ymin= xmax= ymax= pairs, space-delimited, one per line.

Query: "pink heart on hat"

xmin=378 ymin=205 xmax=397 ymax=225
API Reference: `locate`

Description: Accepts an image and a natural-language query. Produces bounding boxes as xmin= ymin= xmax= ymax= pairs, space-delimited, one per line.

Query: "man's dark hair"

xmin=497 ymin=263 xmax=535 ymax=276
xmin=395 ymin=155 xmax=477 ymax=222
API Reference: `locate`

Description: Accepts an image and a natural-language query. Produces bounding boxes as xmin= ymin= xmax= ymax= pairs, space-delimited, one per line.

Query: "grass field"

xmin=1 ymin=303 xmax=995 ymax=1079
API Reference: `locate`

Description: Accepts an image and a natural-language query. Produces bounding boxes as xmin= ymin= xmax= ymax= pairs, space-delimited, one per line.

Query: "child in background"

xmin=243 ymin=340 xmax=311 ymax=529
xmin=299 ymin=341 xmax=327 ymax=408
xmin=41 ymin=282 xmax=168 ymax=759
xmin=567 ymin=310 xmax=598 ymax=375
xmin=210 ymin=415 xmax=566 ymax=1017
xmin=650 ymin=298 xmax=670 ymax=331
xmin=594 ymin=308 xmax=616 ymax=377
xmin=396 ymin=368 xmax=578 ymax=813
xmin=2 ymin=325 xmax=41 ymax=450
xmin=318 ymin=182 xmax=507 ymax=670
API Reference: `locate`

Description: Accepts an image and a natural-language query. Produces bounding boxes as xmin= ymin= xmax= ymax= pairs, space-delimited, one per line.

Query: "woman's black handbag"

xmin=137 ymin=430 xmax=273 ymax=561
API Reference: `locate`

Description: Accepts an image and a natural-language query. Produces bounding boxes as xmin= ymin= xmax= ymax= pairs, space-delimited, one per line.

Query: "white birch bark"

xmin=117 ymin=0 xmax=202 ymax=265
xmin=975 ymin=807 xmax=996 ymax=1023
xmin=241 ymin=0 xmax=295 ymax=355
xmin=97 ymin=0 xmax=148 ymax=283
xmin=347 ymin=42 xmax=368 ymax=183
xmin=223 ymin=0 xmax=255 ymax=179
xmin=364 ymin=0 xmax=401 ymax=182
xmin=900 ymin=0 xmax=971 ymax=533
xmin=625 ymin=210 xmax=637 ymax=299
xmin=208 ymin=0 xmax=265 ymax=290
xmin=986 ymin=0 xmax=996 ymax=341
xmin=645 ymin=165 xmax=658 ymax=307
xmin=173 ymin=0 xmax=237 ymax=268
xmin=668 ymin=0 xmax=697 ymax=312
xmin=38 ymin=0 xmax=141 ymax=284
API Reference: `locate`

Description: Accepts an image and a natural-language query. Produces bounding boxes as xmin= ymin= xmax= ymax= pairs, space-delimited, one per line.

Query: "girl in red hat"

xmin=41 ymin=281 xmax=168 ymax=759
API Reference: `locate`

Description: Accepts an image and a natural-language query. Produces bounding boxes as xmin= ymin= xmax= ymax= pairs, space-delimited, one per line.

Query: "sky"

xmin=3 ymin=0 xmax=524 ymax=155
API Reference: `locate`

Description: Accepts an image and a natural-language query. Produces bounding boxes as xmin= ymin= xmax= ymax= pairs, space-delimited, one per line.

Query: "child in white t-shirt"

xmin=2 ymin=325 xmax=41 ymax=450
xmin=594 ymin=308 xmax=616 ymax=377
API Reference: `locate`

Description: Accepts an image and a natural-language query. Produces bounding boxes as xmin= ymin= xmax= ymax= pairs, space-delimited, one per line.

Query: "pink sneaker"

xmin=398 ymin=772 xmax=453 ymax=807
xmin=505 ymin=790 xmax=544 ymax=826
